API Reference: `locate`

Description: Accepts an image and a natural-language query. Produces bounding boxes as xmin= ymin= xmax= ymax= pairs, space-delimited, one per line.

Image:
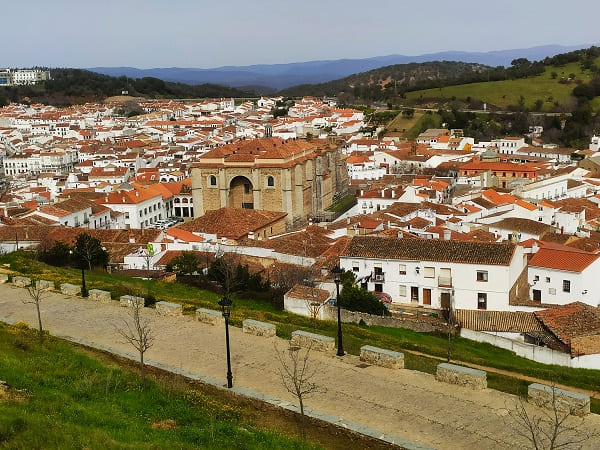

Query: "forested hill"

xmin=0 ymin=69 xmax=254 ymax=106
xmin=280 ymin=46 xmax=600 ymax=102
xmin=279 ymin=60 xmax=538 ymax=100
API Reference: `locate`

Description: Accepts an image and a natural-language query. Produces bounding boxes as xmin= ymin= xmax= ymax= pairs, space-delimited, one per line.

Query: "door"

xmin=423 ymin=288 xmax=431 ymax=305
xmin=411 ymin=286 xmax=419 ymax=303
xmin=532 ymin=289 xmax=542 ymax=302
xmin=440 ymin=292 xmax=451 ymax=310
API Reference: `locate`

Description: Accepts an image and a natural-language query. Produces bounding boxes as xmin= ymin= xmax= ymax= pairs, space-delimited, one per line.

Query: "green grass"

xmin=326 ymin=194 xmax=357 ymax=214
xmin=404 ymin=112 xmax=444 ymax=139
xmin=3 ymin=252 xmax=600 ymax=411
xmin=386 ymin=111 xmax=424 ymax=135
xmin=0 ymin=322 xmax=315 ymax=449
xmin=405 ymin=58 xmax=600 ymax=111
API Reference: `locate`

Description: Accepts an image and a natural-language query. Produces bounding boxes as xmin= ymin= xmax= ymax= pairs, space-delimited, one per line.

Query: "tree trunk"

xmin=140 ymin=351 xmax=146 ymax=387
xmin=36 ymin=302 xmax=43 ymax=343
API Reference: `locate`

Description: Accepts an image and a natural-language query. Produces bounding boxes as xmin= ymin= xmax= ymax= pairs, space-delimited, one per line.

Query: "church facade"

xmin=190 ymin=138 xmax=347 ymax=227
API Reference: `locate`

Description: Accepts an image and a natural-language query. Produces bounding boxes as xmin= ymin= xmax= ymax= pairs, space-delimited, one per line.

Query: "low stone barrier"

xmin=88 ymin=289 xmax=112 ymax=303
xmin=0 ymin=274 xmax=8 ymax=283
xmin=243 ymin=319 xmax=276 ymax=337
xmin=528 ymin=383 xmax=590 ymax=416
xmin=360 ymin=345 xmax=404 ymax=369
xmin=36 ymin=280 xmax=54 ymax=291
xmin=156 ymin=301 xmax=183 ymax=317
xmin=60 ymin=283 xmax=81 ymax=296
xmin=12 ymin=276 xmax=31 ymax=288
xmin=290 ymin=330 xmax=335 ymax=353
xmin=196 ymin=308 xmax=224 ymax=326
xmin=119 ymin=295 xmax=144 ymax=308
xmin=435 ymin=363 xmax=487 ymax=390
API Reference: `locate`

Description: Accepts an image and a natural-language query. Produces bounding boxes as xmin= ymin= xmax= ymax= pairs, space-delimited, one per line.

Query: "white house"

xmin=340 ymin=236 xmax=524 ymax=312
xmin=98 ymin=188 xmax=164 ymax=229
xmin=528 ymin=242 xmax=600 ymax=308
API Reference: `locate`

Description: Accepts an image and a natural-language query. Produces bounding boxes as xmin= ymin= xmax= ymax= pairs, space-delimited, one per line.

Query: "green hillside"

xmin=405 ymin=58 xmax=600 ymax=111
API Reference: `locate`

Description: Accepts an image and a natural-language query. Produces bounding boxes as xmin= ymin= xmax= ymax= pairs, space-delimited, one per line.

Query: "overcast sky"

xmin=4 ymin=0 xmax=599 ymax=68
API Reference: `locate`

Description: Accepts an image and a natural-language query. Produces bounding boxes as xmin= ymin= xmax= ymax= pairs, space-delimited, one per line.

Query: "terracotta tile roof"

xmin=285 ymin=284 xmax=330 ymax=304
xmin=177 ymin=208 xmax=287 ymax=240
xmin=529 ymin=246 xmax=599 ymax=272
xmin=535 ymin=302 xmax=600 ymax=356
xmin=455 ymin=309 xmax=545 ymax=333
xmin=343 ymin=236 xmax=516 ymax=265
xmin=489 ymin=217 xmax=555 ymax=236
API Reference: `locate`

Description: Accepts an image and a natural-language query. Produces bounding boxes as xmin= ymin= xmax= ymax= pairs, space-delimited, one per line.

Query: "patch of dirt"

xmin=0 ymin=381 xmax=28 ymax=403
xmin=151 ymin=419 xmax=179 ymax=430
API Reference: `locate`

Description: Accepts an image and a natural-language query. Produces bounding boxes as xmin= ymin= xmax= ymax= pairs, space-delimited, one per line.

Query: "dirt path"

xmin=1 ymin=284 xmax=598 ymax=450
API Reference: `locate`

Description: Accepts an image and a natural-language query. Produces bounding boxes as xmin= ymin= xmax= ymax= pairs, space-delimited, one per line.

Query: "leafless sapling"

xmin=507 ymin=384 xmax=597 ymax=450
xmin=274 ymin=342 xmax=323 ymax=437
xmin=115 ymin=298 xmax=155 ymax=387
xmin=23 ymin=280 xmax=50 ymax=343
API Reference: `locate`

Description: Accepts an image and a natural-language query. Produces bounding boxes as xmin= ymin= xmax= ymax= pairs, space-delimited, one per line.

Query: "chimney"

xmin=397 ymin=231 xmax=403 ymax=238
xmin=122 ymin=197 xmax=126 ymax=203
xmin=532 ymin=242 xmax=539 ymax=253
xmin=135 ymin=191 xmax=139 ymax=197
xmin=346 ymin=217 xmax=351 ymax=224
xmin=381 ymin=190 xmax=385 ymax=198
xmin=391 ymin=190 xmax=395 ymax=198
xmin=443 ymin=229 xmax=451 ymax=240
xmin=105 ymin=196 xmax=109 ymax=202
xmin=360 ymin=189 xmax=364 ymax=196
xmin=248 ymin=231 xmax=255 ymax=240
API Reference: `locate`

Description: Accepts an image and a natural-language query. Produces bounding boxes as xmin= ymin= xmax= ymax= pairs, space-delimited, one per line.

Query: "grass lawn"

xmin=386 ymin=111 xmax=423 ymax=136
xmin=404 ymin=58 xmax=600 ymax=111
xmin=404 ymin=113 xmax=443 ymax=139
xmin=326 ymin=194 xmax=357 ymax=214
xmin=0 ymin=322 xmax=316 ymax=449
xmin=2 ymin=252 xmax=599 ymax=414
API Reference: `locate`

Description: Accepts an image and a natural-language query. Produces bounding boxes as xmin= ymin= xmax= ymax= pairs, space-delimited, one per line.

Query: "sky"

xmin=4 ymin=0 xmax=600 ymax=69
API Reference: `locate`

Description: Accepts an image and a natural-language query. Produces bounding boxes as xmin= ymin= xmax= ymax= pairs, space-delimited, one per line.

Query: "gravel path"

xmin=1 ymin=284 xmax=598 ymax=449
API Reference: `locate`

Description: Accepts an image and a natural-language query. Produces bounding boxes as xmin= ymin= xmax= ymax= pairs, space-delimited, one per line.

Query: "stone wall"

xmin=60 ymin=283 xmax=81 ymax=296
xmin=196 ymin=308 xmax=224 ymax=326
xmin=360 ymin=345 xmax=404 ymax=369
xmin=156 ymin=301 xmax=183 ymax=317
xmin=290 ymin=330 xmax=335 ymax=353
xmin=435 ymin=363 xmax=487 ymax=390
xmin=12 ymin=276 xmax=31 ymax=288
xmin=322 ymin=305 xmax=438 ymax=333
xmin=528 ymin=383 xmax=590 ymax=416
xmin=88 ymin=289 xmax=112 ymax=303
xmin=243 ymin=319 xmax=276 ymax=337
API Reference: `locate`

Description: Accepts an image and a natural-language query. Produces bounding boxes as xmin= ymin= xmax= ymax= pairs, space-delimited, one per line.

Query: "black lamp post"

xmin=218 ymin=296 xmax=233 ymax=388
xmin=331 ymin=265 xmax=345 ymax=356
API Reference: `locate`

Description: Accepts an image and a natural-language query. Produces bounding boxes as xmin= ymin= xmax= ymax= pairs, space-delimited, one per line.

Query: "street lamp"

xmin=331 ymin=265 xmax=344 ymax=356
xmin=218 ymin=296 xmax=233 ymax=388
xmin=69 ymin=249 xmax=88 ymax=297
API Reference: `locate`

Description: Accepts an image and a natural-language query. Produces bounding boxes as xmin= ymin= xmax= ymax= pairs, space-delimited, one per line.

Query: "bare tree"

xmin=115 ymin=299 xmax=154 ymax=387
xmin=507 ymin=385 xmax=597 ymax=450
xmin=23 ymin=280 xmax=50 ymax=343
xmin=274 ymin=342 xmax=323 ymax=437
xmin=210 ymin=250 xmax=241 ymax=296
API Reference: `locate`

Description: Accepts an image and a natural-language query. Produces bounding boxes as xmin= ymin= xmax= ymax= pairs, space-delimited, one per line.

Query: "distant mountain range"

xmin=88 ymin=44 xmax=593 ymax=92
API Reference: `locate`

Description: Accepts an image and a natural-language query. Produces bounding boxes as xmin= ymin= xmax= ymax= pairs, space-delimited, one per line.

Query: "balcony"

xmin=438 ymin=276 xmax=452 ymax=287
xmin=371 ymin=272 xmax=385 ymax=282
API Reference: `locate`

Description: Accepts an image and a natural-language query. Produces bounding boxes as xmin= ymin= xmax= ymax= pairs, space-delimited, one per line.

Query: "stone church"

xmin=190 ymin=138 xmax=347 ymax=228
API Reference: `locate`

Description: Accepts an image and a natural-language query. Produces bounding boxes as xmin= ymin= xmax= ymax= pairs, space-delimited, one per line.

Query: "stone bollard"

xmin=119 ymin=295 xmax=144 ymax=308
xmin=0 ymin=274 xmax=9 ymax=284
xmin=360 ymin=345 xmax=404 ymax=369
xmin=88 ymin=289 xmax=112 ymax=303
xmin=196 ymin=308 xmax=224 ymax=326
xmin=12 ymin=276 xmax=31 ymax=288
xmin=36 ymin=280 xmax=54 ymax=291
xmin=60 ymin=283 xmax=81 ymax=296
xmin=528 ymin=383 xmax=590 ymax=416
xmin=290 ymin=330 xmax=335 ymax=353
xmin=156 ymin=301 xmax=183 ymax=317
xmin=435 ymin=363 xmax=487 ymax=390
xmin=243 ymin=319 xmax=276 ymax=337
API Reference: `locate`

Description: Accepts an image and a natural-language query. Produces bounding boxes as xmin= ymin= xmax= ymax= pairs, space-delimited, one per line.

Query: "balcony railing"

xmin=371 ymin=272 xmax=385 ymax=282
xmin=438 ymin=276 xmax=452 ymax=287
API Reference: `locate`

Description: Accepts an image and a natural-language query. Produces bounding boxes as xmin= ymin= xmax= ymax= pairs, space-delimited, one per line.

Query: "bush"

xmin=339 ymin=271 xmax=389 ymax=316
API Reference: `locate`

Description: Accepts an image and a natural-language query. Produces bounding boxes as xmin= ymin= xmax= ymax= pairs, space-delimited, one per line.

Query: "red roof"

xmin=529 ymin=247 xmax=599 ymax=272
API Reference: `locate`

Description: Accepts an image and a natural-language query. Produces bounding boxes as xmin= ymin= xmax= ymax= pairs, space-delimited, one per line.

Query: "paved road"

xmin=1 ymin=284 xmax=598 ymax=450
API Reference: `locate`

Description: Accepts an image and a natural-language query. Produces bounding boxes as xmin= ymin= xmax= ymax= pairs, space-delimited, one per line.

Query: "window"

xmin=533 ymin=275 xmax=539 ymax=282
xmin=399 ymin=264 xmax=406 ymax=275
xmin=545 ymin=277 xmax=550 ymax=283
xmin=267 ymin=175 xmax=274 ymax=187
xmin=563 ymin=280 xmax=570 ymax=293
xmin=209 ymin=175 xmax=217 ymax=186
xmin=424 ymin=267 xmax=435 ymax=278
xmin=352 ymin=261 xmax=359 ymax=272
xmin=399 ymin=285 xmax=407 ymax=297
xmin=476 ymin=271 xmax=488 ymax=282
xmin=477 ymin=293 xmax=487 ymax=310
